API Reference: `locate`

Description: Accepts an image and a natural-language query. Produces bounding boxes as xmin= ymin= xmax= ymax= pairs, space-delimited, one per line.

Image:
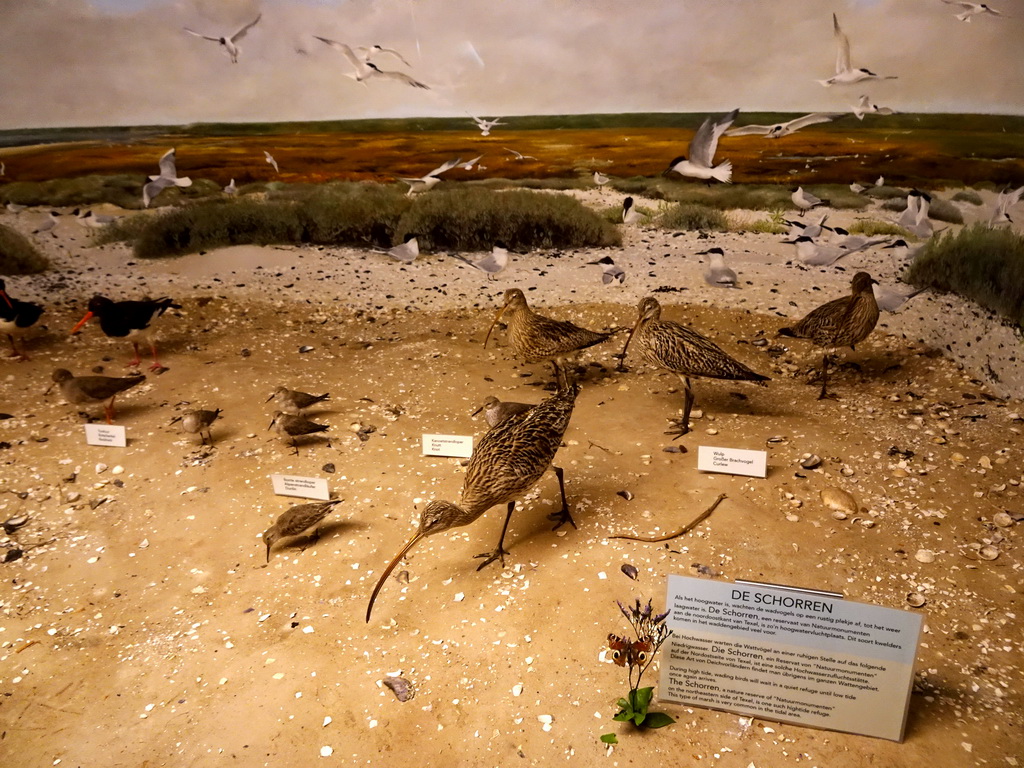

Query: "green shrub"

xmin=0 ymin=223 xmax=49 ymax=273
xmin=952 ymin=190 xmax=983 ymax=205
xmin=845 ymin=219 xmax=908 ymax=237
xmin=863 ymin=185 xmax=907 ymax=200
xmin=657 ymin=203 xmax=728 ymax=231
xmin=905 ymin=224 xmax=1024 ymax=329
xmin=395 ymin=188 xmax=620 ymax=250
xmin=0 ymin=175 xmax=222 ymax=210
xmin=881 ymin=196 xmax=964 ymax=224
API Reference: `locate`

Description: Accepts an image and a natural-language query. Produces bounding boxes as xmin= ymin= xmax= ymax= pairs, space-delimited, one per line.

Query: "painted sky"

xmin=1 ymin=0 xmax=1022 ymax=129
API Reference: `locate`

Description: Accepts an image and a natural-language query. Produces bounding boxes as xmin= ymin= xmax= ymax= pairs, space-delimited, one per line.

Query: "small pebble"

xmin=915 ymin=549 xmax=936 ymax=564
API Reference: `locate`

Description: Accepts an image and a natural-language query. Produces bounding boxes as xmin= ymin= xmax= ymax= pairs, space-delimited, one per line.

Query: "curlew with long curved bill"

xmin=484 ymin=288 xmax=619 ymax=380
xmin=621 ymin=297 xmax=769 ymax=438
xmin=366 ymin=377 xmax=579 ymax=621
xmin=777 ymin=271 xmax=880 ymax=400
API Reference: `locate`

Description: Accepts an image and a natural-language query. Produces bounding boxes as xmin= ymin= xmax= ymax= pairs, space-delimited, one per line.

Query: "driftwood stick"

xmin=609 ymin=493 xmax=727 ymax=542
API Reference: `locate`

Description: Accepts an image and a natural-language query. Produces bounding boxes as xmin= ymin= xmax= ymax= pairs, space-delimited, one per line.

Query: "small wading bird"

xmin=50 ymin=368 xmax=146 ymax=424
xmin=143 ymin=149 xmax=192 ymax=208
xmin=663 ymin=109 xmax=738 ymax=183
xmin=269 ymin=411 xmax=329 ymax=454
xmin=724 ymin=112 xmax=845 ymax=138
xmin=818 ymin=13 xmax=897 ymax=86
xmin=620 ymin=297 xmax=769 ymax=437
xmin=71 ymin=295 xmax=180 ymax=370
xmin=0 ymin=278 xmax=44 ymax=359
xmin=792 ymin=235 xmax=889 ymax=267
xmin=472 ymin=395 xmax=535 ymax=427
xmin=184 ymin=14 xmax=262 ymax=63
xmin=314 ymin=36 xmax=429 ymax=88
xmin=263 ymin=499 xmax=344 ymax=562
xmin=698 ymin=247 xmax=738 ymax=288
xmin=267 ymin=387 xmax=329 ymax=415
xmin=366 ymin=376 xmax=579 ymax=621
xmin=358 ymin=44 xmax=411 ymax=67
xmin=171 ymin=408 xmax=222 ymax=445
xmin=777 ymin=272 xmax=880 ymax=399
xmin=450 ymin=243 xmax=509 ymax=278
xmin=484 ymin=288 xmax=621 ymax=380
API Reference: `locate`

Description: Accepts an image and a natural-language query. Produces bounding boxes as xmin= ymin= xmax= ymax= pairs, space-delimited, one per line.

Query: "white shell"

xmin=915 ymin=549 xmax=936 ymax=563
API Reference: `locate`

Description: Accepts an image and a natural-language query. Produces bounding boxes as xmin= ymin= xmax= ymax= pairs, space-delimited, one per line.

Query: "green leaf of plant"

xmin=643 ymin=712 xmax=676 ymax=729
xmin=634 ymin=686 xmax=654 ymax=712
xmin=612 ymin=711 xmax=633 ymax=722
xmin=633 ymin=710 xmax=645 ymax=726
xmin=600 ymin=733 xmax=618 ymax=745
xmin=616 ymin=697 xmax=631 ymax=711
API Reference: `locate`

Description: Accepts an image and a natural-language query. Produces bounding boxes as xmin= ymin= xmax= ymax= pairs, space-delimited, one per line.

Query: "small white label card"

xmin=697 ymin=445 xmax=767 ymax=478
xmin=270 ymin=474 xmax=330 ymax=501
xmin=660 ymin=575 xmax=923 ymax=742
xmin=84 ymin=424 xmax=127 ymax=448
xmin=421 ymin=433 xmax=474 ymax=458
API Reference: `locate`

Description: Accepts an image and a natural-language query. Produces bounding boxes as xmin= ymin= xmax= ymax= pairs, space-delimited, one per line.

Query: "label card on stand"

xmin=697 ymin=445 xmax=767 ymax=478
xmin=422 ymin=434 xmax=474 ymax=458
xmin=84 ymin=424 xmax=127 ymax=448
xmin=270 ymin=474 xmax=330 ymax=501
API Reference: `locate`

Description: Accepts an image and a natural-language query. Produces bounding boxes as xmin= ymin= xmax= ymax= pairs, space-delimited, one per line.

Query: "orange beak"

xmin=483 ymin=304 xmax=508 ymax=350
xmin=0 ymin=290 xmax=12 ymax=310
xmin=366 ymin=531 xmax=424 ymax=623
xmin=619 ymin=315 xmax=643 ymax=363
xmin=70 ymin=310 xmax=94 ymax=335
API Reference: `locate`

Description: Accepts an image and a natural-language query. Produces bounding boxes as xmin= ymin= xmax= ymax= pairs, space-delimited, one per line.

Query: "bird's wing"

xmin=368 ymin=65 xmax=429 ymax=88
xmin=370 ymin=45 xmax=411 ymax=67
xmin=689 ymin=109 xmax=738 ymax=167
xmin=184 ymin=28 xmax=221 ymax=43
xmin=314 ymin=36 xmax=364 ymax=70
xmin=723 ymin=124 xmax=771 ymax=136
xmin=230 ymin=14 xmax=262 ymax=43
xmin=833 ymin=13 xmax=851 ymax=74
xmin=157 ymin=149 xmax=177 ymax=178
xmin=427 ymin=157 xmax=462 ymax=177
xmin=787 ymin=112 xmax=845 ymax=131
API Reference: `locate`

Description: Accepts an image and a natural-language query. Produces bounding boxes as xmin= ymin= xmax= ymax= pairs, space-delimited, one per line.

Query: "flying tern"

xmin=504 ymin=148 xmax=537 ymax=161
xmin=818 ymin=14 xmax=897 ymax=86
xmin=357 ymin=44 xmax=411 ymax=67
xmin=942 ymin=1 xmax=1004 ymax=21
xmin=184 ymin=14 xmax=262 ymax=64
xmin=469 ymin=115 xmax=504 ymax=136
xmin=264 ymin=151 xmax=279 ymax=173
xmin=314 ymin=37 xmax=429 ymax=88
xmin=725 ymin=112 xmax=845 ymax=138
xmin=990 ymin=184 xmax=1024 ymax=226
xmin=663 ymin=109 xmax=738 ymax=183
xmin=399 ymin=157 xmax=462 ymax=196
xmin=143 ymin=149 xmax=192 ymax=208
xmin=851 ymin=95 xmax=896 ymax=120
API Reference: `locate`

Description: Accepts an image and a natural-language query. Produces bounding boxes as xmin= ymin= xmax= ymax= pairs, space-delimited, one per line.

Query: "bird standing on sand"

xmin=588 ymin=256 xmax=626 ymax=286
xmin=269 ymin=411 xmax=329 ymax=453
xmin=777 ymin=272 xmax=880 ymax=400
xmin=484 ymin=288 xmax=620 ymax=379
xmin=171 ymin=408 xmax=222 ymax=445
xmin=263 ymin=500 xmax=344 ymax=562
xmin=620 ymin=297 xmax=769 ymax=437
xmin=698 ymin=247 xmax=738 ymax=288
xmin=472 ymin=395 xmax=535 ymax=427
xmin=792 ymin=187 xmax=829 ymax=214
xmin=374 ymin=233 xmax=420 ymax=263
xmin=663 ymin=109 xmax=738 ymax=184
xmin=0 ymin=279 xmax=44 ymax=359
xmin=267 ymin=387 xmax=329 ymax=415
xmin=450 ymin=243 xmax=509 ymax=278
xmin=143 ymin=149 xmax=192 ymax=208
xmin=71 ymin=295 xmax=180 ymax=371
xmin=818 ymin=13 xmax=897 ymax=86
xmin=50 ymin=368 xmax=146 ymax=424
xmin=366 ymin=378 xmax=579 ymax=621
xmin=184 ymin=14 xmax=262 ymax=63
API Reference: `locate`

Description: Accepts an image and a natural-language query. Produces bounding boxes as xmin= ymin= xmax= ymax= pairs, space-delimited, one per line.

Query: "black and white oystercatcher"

xmin=71 ymin=295 xmax=180 ymax=370
xmin=0 ymin=279 xmax=44 ymax=359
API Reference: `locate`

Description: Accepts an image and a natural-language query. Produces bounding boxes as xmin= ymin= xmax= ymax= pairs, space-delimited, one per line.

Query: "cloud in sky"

xmin=0 ymin=0 xmax=1021 ymax=128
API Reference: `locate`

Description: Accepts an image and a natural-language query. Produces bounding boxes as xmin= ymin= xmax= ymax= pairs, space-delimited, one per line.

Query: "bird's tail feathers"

xmin=712 ymin=160 xmax=733 ymax=184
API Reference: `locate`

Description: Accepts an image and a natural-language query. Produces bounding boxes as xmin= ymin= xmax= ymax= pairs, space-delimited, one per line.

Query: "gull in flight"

xmin=314 ymin=37 xmax=429 ymax=88
xmin=504 ymin=148 xmax=537 ymax=161
xmin=725 ymin=112 xmax=845 ymax=138
xmin=588 ymin=256 xmax=625 ymax=285
xmin=450 ymin=243 xmax=509 ymax=278
xmin=264 ymin=151 xmax=279 ymax=173
xmin=143 ymin=148 xmax=192 ymax=208
xmin=818 ymin=14 xmax=897 ymax=86
xmin=458 ymin=156 xmax=483 ymax=171
xmin=663 ymin=109 xmax=738 ymax=183
xmin=357 ymin=44 xmax=411 ymax=67
xmin=469 ymin=115 xmax=504 ymax=136
xmin=184 ymin=14 xmax=262 ymax=64
xmin=942 ymin=1 xmax=1004 ymax=21
xmin=792 ymin=186 xmax=829 ymax=214
xmin=6 ymin=202 xmax=27 ymax=214
xmin=851 ymin=95 xmax=897 ymax=120
xmin=990 ymin=184 xmax=1024 ymax=226
xmin=698 ymin=247 xmax=739 ymax=288
xmin=399 ymin=157 xmax=462 ymax=196
xmin=373 ymin=234 xmax=420 ymax=263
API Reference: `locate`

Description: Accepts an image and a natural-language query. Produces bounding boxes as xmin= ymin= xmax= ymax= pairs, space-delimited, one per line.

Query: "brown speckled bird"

xmin=269 ymin=411 xmax=329 ymax=453
xmin=778 ymin=271 xmax=880 ymax=400
xmin=484 ymin=288 xmax=619 ymax=379
xmin=263 ymin=499 xmax=343 ymax=562
xmin=367 ymin=377 xmax=579 ymax=621
xmin=472 ymin=395 xmax=535 ymax=428
xmin=621 ymin=296 xmax=769 ymax=437
xmin=51 ymin=368 xmax=146 ymax=424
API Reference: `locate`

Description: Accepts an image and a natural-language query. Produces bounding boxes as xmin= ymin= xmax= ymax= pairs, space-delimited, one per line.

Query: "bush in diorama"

xmin=906 ymin=224 xmax=1024 ymax=330
xmin=0 ymin=223 xmax=49 ymax=273
xmin=656 ymin=202 xmax=729 ymax=232
xmin=600 ymin=597 xmax=674 ymax=745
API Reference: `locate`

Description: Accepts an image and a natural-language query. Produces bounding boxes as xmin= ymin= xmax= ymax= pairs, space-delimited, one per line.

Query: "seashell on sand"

xmin=820 ymin=487 xmax=857 ymax=514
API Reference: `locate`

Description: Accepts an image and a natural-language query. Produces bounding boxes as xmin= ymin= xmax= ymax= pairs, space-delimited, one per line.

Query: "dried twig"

xmin=609 ymin=493 xmax=726 ymax=542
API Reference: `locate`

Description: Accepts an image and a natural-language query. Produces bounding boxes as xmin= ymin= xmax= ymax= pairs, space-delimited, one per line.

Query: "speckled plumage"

xmin=367 ymin=379 xmax=579 ymax=621
xmin=778 ymin=271 xmax=880 ymax=399
xmin=622 ymin=296 xmax=768 ymax=436
xmin=269 ymin=410 xmax=329 ymax=453
xmin=263 ymin=500 xmax=343 ymax=562
xmin=175 ymin=408 xmax=221 ymax=444
xmin=474 ymin=395 xmax=535 ymax=428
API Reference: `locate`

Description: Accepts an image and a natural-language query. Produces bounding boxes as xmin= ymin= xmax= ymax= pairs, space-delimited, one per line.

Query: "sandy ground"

xmin=1 ymin=190 xmax=1022 ymax=767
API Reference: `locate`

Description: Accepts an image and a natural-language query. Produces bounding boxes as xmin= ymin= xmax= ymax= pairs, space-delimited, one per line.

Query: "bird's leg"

xmin=475 ymin=501 xmax=515 ymax=570
xmin=290 ymin=438 xmax=300 ymax=456
xmin=546 ymin=465 xmax=576 ymax=530
xmin=127 ymin=341 xmax=142 ymax=368
xmin=665 ymin=377 xmax=695 ymax=438
xmin=104 ymin=396 xmax=116 ymax=425
xmin=817 ymin=353 xmax=837 ymax=400
xmin=148 ymin=341 xmax=165 ymax=371
xmin=6 ymin=334 xmax=27 ymax=359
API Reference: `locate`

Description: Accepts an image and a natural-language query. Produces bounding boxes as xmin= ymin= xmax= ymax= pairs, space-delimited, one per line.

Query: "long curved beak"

xmin=0 ymin=290 xmax=12 ymax=310
xmin=619 ymin=316 xmax=643 ymax=363
xmin=483 ymin=305 xmax=508 ymax=350
xmin=366 ymin=531 xmax=423 ymax=623
xmin=70 ymin=311 xmax=94 ymax=335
